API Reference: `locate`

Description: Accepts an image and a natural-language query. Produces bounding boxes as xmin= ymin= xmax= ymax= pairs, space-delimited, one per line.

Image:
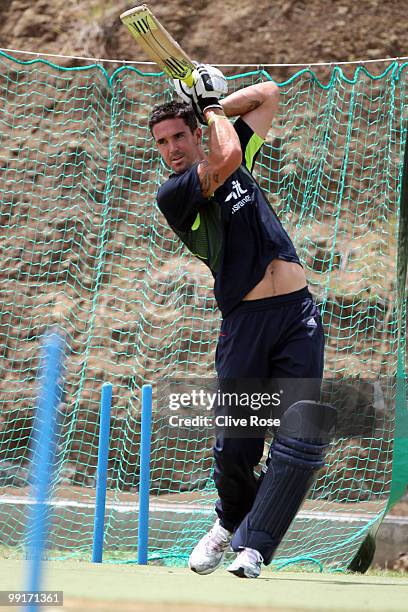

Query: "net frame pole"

xmin=138 ymin=384 xmax=153 ymax=565
xmin=25 ymin=331 xmax=64 ymax=612
xmin=388 ymin=117 xmax=408 ymax=510
xmin=92 ymin=382 xmax=113 ymax=563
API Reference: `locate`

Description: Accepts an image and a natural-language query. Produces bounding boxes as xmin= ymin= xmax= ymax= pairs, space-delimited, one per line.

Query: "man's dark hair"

xmin=148 ymin=100 xmax=198 ymax=135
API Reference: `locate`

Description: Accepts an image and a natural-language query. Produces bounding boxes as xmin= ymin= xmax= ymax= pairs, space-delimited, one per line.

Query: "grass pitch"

xmin=0 ymin=559 xmax=408 ymax=611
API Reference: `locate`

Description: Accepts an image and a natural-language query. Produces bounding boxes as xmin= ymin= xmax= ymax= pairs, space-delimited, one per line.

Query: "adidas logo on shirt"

xmin=306 ymin=318 xmax=317 ymax=327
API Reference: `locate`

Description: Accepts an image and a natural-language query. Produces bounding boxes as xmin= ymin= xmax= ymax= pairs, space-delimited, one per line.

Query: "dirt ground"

xmin=0 ymin=1 xmax=406 ymax=82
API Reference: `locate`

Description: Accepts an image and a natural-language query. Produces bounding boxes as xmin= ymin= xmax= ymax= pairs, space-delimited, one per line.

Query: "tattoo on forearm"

xmin=203 ymin=172 xmax=211 ymax=193
xmin=200 ymin=161 xmax=211 ymax=193
xmin=198 ymin=161 xmax=220 ymax=196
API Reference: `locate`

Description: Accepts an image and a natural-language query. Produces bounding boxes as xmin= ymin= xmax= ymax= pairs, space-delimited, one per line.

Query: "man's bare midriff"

xmin=243 ymin=259 xmax=307 ymax=301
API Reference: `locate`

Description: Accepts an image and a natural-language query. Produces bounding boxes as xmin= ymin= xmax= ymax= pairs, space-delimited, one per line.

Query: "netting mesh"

xmin=0 ymin=52 xmax=407 ymax=569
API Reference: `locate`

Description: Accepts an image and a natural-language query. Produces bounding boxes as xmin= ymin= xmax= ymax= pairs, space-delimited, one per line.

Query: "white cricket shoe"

xmin=189 ymin=519 xmax=233 ymax=575
xmin=227 ymin=547 xmax=263 ymax=578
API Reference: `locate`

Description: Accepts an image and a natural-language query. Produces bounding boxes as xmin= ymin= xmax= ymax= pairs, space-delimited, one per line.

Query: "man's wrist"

xmin=205 ymin=108 xmax=229 ymax=126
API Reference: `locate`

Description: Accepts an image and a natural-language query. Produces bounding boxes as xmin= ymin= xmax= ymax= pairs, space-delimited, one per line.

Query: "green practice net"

xmin=0 ymin=51 xmax=407 ymax=570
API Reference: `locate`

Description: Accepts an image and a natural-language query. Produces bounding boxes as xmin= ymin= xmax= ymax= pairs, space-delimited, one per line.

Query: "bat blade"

xmin=120 ymin=4 xmax=196 ymax=86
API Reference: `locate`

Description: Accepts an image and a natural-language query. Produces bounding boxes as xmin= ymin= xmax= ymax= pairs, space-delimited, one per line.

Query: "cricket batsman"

xmin=148 ymin=64 xmax=335 ymax=578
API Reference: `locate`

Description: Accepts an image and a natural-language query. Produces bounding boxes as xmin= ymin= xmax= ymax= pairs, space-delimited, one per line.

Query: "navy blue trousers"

xmin=213 ymin=287 xmax=325 ymax=533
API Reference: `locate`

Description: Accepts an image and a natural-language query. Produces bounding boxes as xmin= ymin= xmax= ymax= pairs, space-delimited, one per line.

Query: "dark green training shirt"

xmin=157 ymin=117 xmax=301 ymax=316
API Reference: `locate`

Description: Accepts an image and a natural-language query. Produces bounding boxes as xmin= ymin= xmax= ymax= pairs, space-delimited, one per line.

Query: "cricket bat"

xmin=120 ymin=4 xmax=196 ymax=87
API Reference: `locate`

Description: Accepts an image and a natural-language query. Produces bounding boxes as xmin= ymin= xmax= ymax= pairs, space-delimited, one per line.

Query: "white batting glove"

xmin=174 ymin=78 xmax=206 ymax=124
xmin=173 ymin=78 xmax=194 ymax=104
xmin=192 ymin=63 xmax=228 ymax=124
xmin=173 ymin=63 xmax=228 ymax=124
xmin=192 ymin=63 xmax=228 ymax=100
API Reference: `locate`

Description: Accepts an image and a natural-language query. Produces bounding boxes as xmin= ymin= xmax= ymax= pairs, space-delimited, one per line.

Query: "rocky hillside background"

xmin=0 ymin=0 xmax=406 ymax=80
xmin=0 ymin=0 xmax=407 ymax=565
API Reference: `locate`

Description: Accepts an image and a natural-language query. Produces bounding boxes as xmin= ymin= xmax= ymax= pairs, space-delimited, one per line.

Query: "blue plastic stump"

xmin=92 ymin=383 xmax=113 ymax=563
xmin=138 ymin=384 xmax=153 ymax=565
xmin=25 ymin=331 xmax=65 ymax=612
